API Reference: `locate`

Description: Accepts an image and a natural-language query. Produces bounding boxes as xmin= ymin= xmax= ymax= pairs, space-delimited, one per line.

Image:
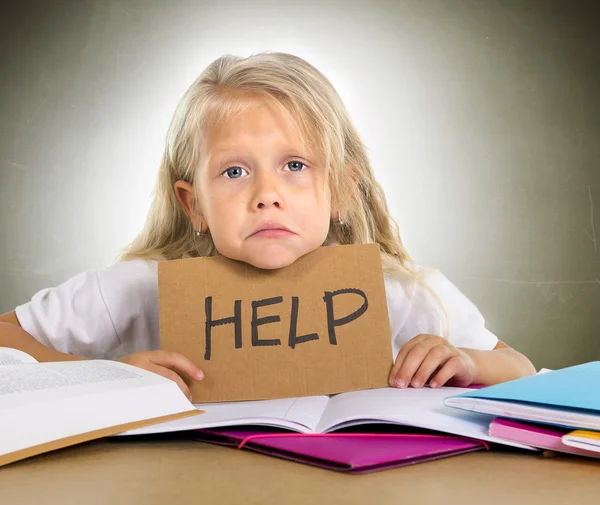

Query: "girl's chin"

xmin=234 ymin=247 xmax=308 ymax=270
xmin=216 ymin=239 xmax=324 ymax=270
xmin=245 ymin=254 xmax=299 ymax=271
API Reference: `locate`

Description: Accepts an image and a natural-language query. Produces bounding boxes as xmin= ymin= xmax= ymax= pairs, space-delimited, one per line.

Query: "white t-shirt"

xmin=14 ymin=259 xmax=498 ymax=360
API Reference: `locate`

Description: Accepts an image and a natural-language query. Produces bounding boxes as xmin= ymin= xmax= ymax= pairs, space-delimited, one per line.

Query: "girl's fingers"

xmin=429 ymin=356 xmax=463 ymax=388
xmin=148 ymin=364 xmax=192 ymax=400
xmin=392 ymin=344 xmax=431 ymax=389
xmin=388 ymin=335 xmax=426 ymax=385
xmin=411 ymin=346 xmax=453 ymax=388
xmin=150 ymin=351 xmax=204 ymax=381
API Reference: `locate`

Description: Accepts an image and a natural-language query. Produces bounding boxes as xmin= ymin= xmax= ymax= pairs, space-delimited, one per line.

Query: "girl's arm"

xmin=0 ymin=312 xmax=83 ymax=362
xmin=389 ymin=334 xmax=536 ymax=389
xmin=387 ymin=269 xmax=537 ymax=388
xmin=461 ymin=340 xmax=536 ymax=385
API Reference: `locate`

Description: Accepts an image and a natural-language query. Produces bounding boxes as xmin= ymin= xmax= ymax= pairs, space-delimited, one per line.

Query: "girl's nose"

xmin=252 ymin=172 xmax=284 ymax=210
xmin=256 ymin=196 xmax=281 ymax=209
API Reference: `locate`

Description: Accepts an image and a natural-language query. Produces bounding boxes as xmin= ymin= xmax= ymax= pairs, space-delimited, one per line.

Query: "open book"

xmin=0 ymin=347 xmax=201 ymax=467
xmin=119 ymin=385 xmax=534 ymax=450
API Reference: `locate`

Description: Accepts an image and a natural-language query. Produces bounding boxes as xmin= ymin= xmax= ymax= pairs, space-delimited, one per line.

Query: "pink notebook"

xmin=193 ymin=428 xmax=488 ymax=473
xmin=489 ymin=418 xmax=600 ymax=459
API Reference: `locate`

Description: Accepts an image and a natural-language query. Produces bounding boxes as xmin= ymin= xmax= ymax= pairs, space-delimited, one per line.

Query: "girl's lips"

xmin=250 ymin=228 xmax=295 ymax=238
xmin=249 ymin=222 xmax=295 ymax=238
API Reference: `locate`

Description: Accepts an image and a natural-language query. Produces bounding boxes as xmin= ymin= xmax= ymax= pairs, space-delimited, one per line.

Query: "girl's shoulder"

xmin=382 ymin=264 xmax=471 ymax=321
xmin=98 ymin=258 xmax=158 ymax=284
xmin=384 ymin=262 xmax=468 ymax=293
xmin=383 ymin=263 xmax=442 ymax=300
xmin=94 ymin=258 xmax=160 ymax=306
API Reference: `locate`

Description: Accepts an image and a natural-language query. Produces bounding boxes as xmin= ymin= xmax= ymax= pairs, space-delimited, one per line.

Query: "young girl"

xmin=0 ymin=52 xmax=535 ymax=400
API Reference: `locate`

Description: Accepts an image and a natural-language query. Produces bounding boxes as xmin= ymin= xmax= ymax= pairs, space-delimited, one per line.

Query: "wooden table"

xmin=1 ymin=439 xmax=598 ymax=505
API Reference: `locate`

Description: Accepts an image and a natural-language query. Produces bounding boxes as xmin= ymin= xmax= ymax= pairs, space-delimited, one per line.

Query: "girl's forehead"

xmin=201 ymin=98 xmax=317 ymax=157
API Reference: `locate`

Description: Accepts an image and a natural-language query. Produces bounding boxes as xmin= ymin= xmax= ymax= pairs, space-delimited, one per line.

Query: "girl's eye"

xmin=223 ymin=166 xmax=248 ymax=179
xmin=286 ymin=160 xmax=306 ymax=172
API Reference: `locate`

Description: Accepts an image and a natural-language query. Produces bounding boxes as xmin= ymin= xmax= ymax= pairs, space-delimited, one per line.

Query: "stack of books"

xmin=445 ymin=361 xmax=600 ymax=459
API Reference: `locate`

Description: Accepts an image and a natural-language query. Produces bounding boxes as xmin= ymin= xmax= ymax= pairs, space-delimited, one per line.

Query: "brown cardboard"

xmin=159 ymin=243 xmax=393 ymax=402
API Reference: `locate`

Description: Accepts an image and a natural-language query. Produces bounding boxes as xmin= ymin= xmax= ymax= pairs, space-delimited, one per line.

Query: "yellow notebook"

xmin=562 ymin=430 xmax=600 ymax=453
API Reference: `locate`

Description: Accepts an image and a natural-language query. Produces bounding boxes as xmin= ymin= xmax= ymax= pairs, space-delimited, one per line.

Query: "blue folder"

xmin=445 ymin=361 xmax=600 ymax=412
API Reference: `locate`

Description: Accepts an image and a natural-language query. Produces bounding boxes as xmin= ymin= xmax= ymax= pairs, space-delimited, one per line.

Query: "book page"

xmin=1 ymin=360 xmax=195 ymax=458
xmin=0 ymin=360 xmax=149 ymax=406
xmin=0 ymin=347 xmax=38 ymax=365
xmin=119 ymin=395 xmax=330 ymax=436
xmin=316 ymin=387 xmax=534 ymax=449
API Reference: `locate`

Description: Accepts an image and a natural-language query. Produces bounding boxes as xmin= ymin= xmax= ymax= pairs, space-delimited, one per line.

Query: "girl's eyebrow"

xmin=207 ymin=149 xmax=246 ymax=166
xmin=209 ymin=145 xmax=314 ymax=165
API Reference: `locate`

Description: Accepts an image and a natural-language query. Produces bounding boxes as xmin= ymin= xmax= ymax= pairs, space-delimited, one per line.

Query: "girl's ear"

xmin=174 ymin=180 xmax=206 ymax=233
xmin=331 ymin=210 xmax=345 ymax=224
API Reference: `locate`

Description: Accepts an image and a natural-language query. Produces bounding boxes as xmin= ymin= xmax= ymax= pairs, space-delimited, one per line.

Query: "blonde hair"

xmin=120 ymin=52 xmax=416 ymax=277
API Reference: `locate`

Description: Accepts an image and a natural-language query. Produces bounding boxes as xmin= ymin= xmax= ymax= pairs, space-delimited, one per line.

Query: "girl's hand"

xmin=388 ymin=334 xmax=476 ymax=389
xmin=116 ymin=350 xmax=204 ymax=401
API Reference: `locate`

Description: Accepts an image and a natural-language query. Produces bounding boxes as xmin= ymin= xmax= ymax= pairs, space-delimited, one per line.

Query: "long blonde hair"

xmin=120 ymin=52 xmax=416 ymax=280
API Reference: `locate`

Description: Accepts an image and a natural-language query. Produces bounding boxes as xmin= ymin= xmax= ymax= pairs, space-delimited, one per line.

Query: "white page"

xmin=1 ymin=360 xmax=163 ymax=408
xmin=562 ymin=434 xmax=600 ymax=452
xmin=445 ymin=397 xmax=600 ymax=431
xmin=119 ymin=395 xmax=330 ymax=436
xmin=316 ymin=387 xmax=534 ymax=450
xmin=0 ymin=360 xmax=195 ymax=456
xmin=0 ymin=347 xmax=38 ymax=365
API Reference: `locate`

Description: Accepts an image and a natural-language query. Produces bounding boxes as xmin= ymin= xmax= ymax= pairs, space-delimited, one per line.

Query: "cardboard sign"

xmin=159 ymin=243 xmax=393 ymax=402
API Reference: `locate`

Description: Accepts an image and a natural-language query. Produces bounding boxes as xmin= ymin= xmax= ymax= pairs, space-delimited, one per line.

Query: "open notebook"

xmin=119 ymin=386 xmax=533 ymax=449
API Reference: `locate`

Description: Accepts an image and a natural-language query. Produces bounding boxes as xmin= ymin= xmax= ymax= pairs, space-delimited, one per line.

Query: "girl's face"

xmin=191 ymin=99 xmax=332 ymax=269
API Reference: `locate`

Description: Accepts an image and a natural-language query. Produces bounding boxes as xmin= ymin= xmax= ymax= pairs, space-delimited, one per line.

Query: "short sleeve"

xmin=385 ymin=268 xmax=499 ymax=357
xmin=96 ymin=260 xmax=160 ymax=356
xmin=14 ymin=259 xmax=160 ymax=359
xmin=15 ymin=269 xmax=121 ymax=357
